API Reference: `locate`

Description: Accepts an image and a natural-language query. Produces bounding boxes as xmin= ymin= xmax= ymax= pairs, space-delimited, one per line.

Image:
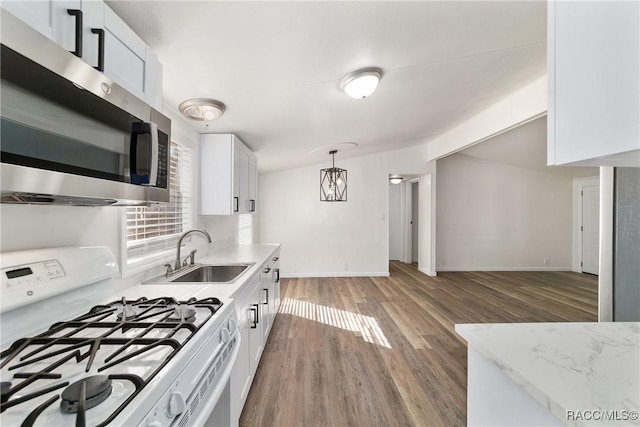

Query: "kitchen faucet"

xmin=174 ymin=229 xmax=212 ymax=271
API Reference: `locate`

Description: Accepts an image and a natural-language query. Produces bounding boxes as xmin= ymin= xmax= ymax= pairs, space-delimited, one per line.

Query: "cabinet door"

xmin=233 ymin=140 xmax=242 ymax=213
xmin=247 ymin=153 xmax=257 ymax=213
xmin=549 ymin=1 xmax=640 ymax=166
xmin=239 ymin=146 xmax=250 ymax=213
xmin=1 ymin=1 xmax=54 ymax=40
xmin=261 ymin=263 xmax=274 ymax=338
xmin=200 ymin=134 xmax=235 ymax=215
xmin=144 ymin=46 xmax=163 ymax=111
xmin=272 ymin=253 xmax=281 ymax=313
xmin=261 ymin=285 xmax=272 ymax=338
xmin=2 ymin=1 xmax=81 ymax=54
xmin=248 ymin=286 xmax=263 ymax=374
xmin=103 ymin=4 xmax=146 ymax=99
xmin=81 ymin=0 xmax=104 ymax=70
xmin=232 ymin=306 xmax=252 ymax=407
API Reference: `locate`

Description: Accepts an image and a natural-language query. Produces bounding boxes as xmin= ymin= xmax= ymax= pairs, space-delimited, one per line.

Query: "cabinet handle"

xmin=234 ymin=196 xmax=239 ymax=213
xmin=263 ymin=267 xmax=271 ymax=274
xmin=272 ymin=257 xmax=279 ymax=262
xmin=263 ymin=288 xmax=269 ymax=305
xmin=250 ymin=304 xmax=259 ymax=328
xmin=91 ymin=28 xmax=105 ymax=71
xmin=249 ymin=199 xmax=256 ymax=212
xmin=67 ymin=9 xmax=83 ymax=57
xmin=275 ymin=268 xmax=280 ymax=283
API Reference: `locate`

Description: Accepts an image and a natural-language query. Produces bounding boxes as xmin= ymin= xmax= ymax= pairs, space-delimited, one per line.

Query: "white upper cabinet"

xmin=1 ymin=0 xmax=163 ymax=111
xmin=247 ymin=154 xmax=257 ymax=213
xmin=1 ymin=1 xmax=80 ymax=52
xmin=548 ymin=0 xmax=640 ymax=167
xmin=102 ymin=4 xmax=146 ymax=101
xmin=200 ymin=134 xmax=258 ymax=216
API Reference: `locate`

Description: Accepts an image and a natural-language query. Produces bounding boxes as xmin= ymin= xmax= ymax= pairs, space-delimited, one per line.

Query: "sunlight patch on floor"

xmin=279 ymin=297 xmax=391 ymax=348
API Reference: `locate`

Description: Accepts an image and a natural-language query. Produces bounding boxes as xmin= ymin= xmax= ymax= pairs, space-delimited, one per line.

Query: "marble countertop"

xmin=136 ymin=243 xmax=280 ymax=299
xmin=198 ymin=243 xmax=281 ymax=298
xmin=456 ymin=322 xmax=640 ymax=426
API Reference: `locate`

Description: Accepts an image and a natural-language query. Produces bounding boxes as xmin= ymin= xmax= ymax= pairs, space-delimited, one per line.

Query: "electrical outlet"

xmin=544 ymin=258 xmax=550 ymax=265
xmin=343 ymin=263 xmax=348 ymax=271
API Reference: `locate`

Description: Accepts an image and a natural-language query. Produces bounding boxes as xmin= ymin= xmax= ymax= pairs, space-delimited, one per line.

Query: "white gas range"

xmin=0 ymin=246 xmax=239 ymax=427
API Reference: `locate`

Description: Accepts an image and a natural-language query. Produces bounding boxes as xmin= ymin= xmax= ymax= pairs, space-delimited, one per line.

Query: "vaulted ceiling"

xmin=107 ymin=1 xmax=548 ymax=173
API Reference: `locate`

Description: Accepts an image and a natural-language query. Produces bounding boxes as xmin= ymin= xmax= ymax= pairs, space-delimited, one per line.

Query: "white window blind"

xmin=125 ymin=142 xmax=192 ymax=264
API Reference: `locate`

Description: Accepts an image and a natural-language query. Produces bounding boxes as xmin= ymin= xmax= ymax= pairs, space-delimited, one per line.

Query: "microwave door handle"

xmin=148 ymin=122 xmax=159 ymax=186
xmin=129 ymin=122 xmax=158 ymax=186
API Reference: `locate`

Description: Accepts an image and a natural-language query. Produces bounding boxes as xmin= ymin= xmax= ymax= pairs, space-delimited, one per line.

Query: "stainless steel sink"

xmin=169 ymin=263 xmax=253 ymax=283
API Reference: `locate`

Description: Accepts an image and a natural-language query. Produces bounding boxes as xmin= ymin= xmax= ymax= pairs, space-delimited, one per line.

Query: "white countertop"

xmin=456 ymin=322 xmax=640 ymax=426
xmin=139 ymin=243 xmax=281 ymax=300
xmin=198 ymin=243 xmax=281 ymax=298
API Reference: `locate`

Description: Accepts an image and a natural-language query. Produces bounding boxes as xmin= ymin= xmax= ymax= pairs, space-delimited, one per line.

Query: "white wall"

xmin=388 ymin=183 xmax=402 ymax=260
xmin=419 ymin=166 xmax=437 ymax=276
xmin=436 ymin=153 xmax=573 ymax=270
xmin=260 ymin=143 xmax=433 ymax=277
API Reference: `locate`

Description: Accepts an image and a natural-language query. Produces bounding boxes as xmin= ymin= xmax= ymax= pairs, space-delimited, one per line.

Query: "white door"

xmin=412 ymin=182 xmax=419 ymax=263
xmin=582 ymin=185 xmax=600 ymax=275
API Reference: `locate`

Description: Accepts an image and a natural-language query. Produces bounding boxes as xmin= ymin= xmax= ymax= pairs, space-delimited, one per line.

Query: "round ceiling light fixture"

xmin=179 ymin=98 xmax=226 ymax=126
xmin=339 ymin=67 xmax=383 ymax=99
xmin=389 ymin=176 xmax=403 ymax=185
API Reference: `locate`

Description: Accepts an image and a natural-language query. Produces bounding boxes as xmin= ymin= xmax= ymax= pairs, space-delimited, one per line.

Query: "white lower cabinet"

xmin=261 ymin=251 xmax=281 ymax=337
xmin=230 ymin=250 xmax=281 ymax=426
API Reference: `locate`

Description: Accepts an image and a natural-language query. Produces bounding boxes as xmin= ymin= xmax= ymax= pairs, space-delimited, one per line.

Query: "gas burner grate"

xmin=0 ymin=296 xmax=223 ymax=427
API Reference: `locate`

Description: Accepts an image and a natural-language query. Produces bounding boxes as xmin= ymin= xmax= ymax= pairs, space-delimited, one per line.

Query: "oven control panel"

xmin=2 ymin=259 xmax=65 ymax=290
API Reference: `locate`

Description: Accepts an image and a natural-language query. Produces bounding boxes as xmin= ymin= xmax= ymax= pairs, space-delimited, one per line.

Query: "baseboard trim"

xmin=436 ymin=266 xmax=573 ymax=272
xmin=280 ymin=271 xmax=390 ymax=279
xmin=418 ymin=266 xmax=437 ymax=277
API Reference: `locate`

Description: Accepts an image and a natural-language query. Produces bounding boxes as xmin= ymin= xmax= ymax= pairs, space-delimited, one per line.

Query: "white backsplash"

xmin=0 ymin=203 xmax=254 ymax=293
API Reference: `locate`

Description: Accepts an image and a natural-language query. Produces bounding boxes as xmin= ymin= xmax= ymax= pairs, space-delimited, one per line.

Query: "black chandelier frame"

xmin=320 ymin=150 xmax=347 ymax=202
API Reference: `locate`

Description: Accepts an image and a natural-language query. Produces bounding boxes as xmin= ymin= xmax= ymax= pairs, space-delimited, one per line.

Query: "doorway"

xmin=411 ymin=182 xmax=419 ymax=263
xmin=387 ymin=178 xmax=419 ymax=264
xmin=582 ymin=185 xmax=600 ymax=275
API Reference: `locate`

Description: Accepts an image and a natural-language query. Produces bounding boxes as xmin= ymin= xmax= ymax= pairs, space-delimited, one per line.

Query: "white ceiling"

xmin=458 ymin=117 xmax=598 ymax=178
xmin=106 ymin=1 xmax=548 ymax=173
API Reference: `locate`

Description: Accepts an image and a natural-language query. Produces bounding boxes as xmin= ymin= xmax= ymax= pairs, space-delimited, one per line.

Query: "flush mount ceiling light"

xmin=389 ymin=176 xmax=403 ymax=184
xmin=179 ymin=98 xmax=226 ymax=127
xmin=339 ymin=67 xmax=383 ymax=99
xmin=320 ymin=150 xmax=347 ymax=202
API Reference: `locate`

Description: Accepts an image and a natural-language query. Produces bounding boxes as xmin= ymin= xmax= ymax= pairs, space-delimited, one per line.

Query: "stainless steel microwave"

xmin=0 ymin=12 xmax=171 ymax=206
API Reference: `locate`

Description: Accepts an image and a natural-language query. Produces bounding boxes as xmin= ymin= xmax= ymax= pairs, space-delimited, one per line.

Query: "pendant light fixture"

xmin=339 ymin=67 xmax=383 ymax=99
xmin=320 ymin=150 xmax=347 ymax=202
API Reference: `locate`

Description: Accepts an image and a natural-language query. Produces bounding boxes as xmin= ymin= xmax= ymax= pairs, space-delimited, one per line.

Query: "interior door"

xmin=582 ymin=185 xmax=600 ymax=275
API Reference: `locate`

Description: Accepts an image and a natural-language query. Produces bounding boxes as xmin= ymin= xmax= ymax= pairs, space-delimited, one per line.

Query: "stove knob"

xmin=167 ymin=391 xmax=186 ymax=418
xmin=220 ymin=327 xmax=231 ymax=344
xmin=228 ymin=317 xmax=237 ymax=332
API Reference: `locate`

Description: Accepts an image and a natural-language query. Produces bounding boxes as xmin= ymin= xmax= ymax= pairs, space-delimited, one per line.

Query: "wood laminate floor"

xmin=240 ymin=261 xmax=598 ymax=427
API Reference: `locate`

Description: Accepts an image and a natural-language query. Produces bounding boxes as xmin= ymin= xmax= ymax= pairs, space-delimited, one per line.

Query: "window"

xmin=123 ymin=141 xmax=193 ymax=273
